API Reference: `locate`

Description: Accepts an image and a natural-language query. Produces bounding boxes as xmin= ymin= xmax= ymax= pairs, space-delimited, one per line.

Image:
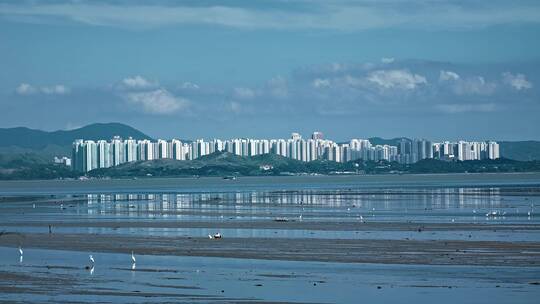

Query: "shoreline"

xmin=1 ymin=232 xmax=539 ymax=267
xmin=2 ymin=171 xmax=540 ymax=181
xmin=1 ymin=173 xmax=539 ymax=196
xmin=2 ymin=220 xmax=539 ymax=232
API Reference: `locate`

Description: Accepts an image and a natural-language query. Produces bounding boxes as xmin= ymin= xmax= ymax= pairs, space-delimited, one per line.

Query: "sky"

xmin=0 ymin=0 xmax=539 ymax=141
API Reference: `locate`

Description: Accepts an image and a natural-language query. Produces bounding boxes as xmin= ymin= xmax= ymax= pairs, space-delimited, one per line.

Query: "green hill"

xmin=1 ymin=151 xmax=539 ymax=180
xmin=0 ymin=153 xmax=77 ymax=180
xmin=499 ymin=141 xmax=540 ymax=161
xmin=0 ymin=123 xmax=152 ymax=158
xmin=88 ymin=152 xmax=314 ymax=177
xmin=87 ymin=152 xmax=540 ymax=179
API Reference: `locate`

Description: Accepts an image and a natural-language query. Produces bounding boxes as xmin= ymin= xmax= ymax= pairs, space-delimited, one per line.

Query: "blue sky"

xmin=0 ymin=0 xmax=539 ymax=141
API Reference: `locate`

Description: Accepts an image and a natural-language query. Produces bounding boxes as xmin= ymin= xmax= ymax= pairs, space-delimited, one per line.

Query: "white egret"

xmin=18 ymin=246 xmax=23 ymax=256
xmin=131 ymin=251 xmax=136 ymax=263
xmin=89 ymin=254 xmax=95 ymax=264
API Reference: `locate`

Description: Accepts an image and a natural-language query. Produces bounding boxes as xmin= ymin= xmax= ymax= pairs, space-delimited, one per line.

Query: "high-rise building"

xmin=71 ymin=133 xmax=500 ymax=172
xmin=311 ymin=132 xmax=324 ymax=140
xmin=488 ymin=141 xmax=500 ymax=159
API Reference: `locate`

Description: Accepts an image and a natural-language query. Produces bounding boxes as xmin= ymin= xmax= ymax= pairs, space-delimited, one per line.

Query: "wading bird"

xmin=131 ymin=251 xmax=136 ymax=263
xmin=89 ymin=254 xmax=95 ymax=264
xmin=18 ymin=246 xmax=23 ymax=263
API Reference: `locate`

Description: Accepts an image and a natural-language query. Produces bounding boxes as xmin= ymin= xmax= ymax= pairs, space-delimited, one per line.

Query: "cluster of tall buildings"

xmin=396 ymin=139 xmax=500 ymax=164
xmin=72 ymin=132 xmax=500 ymax=172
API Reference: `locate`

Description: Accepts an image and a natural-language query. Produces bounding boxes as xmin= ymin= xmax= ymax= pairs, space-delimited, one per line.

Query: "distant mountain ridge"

xmin=0 ymin=123 xmax=152 ymax=158
xmin=499 ymin=141 xmax=540 ymax=161
xmin=0 ymin=123 xmax=152 ymax=149
xmin=0 ymin=123 xmax=539 ymax=161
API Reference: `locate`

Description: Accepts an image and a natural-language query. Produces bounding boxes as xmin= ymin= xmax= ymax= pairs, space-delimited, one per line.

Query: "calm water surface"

xmin=0 ymin=174 xmax=539 ymax=303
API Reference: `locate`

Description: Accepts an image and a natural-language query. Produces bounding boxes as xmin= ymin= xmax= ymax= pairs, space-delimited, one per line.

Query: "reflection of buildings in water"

xmin=82 ymin=188 xmax=504 ymax=217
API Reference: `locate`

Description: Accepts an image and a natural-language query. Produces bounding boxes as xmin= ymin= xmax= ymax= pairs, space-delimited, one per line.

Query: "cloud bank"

xmin=15 ymin=83 xmax=70 ymax=95
xmin=1 ymin=1 xmax=540 ymax=30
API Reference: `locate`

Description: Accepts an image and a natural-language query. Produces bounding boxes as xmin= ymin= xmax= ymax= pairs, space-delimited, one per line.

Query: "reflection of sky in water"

xmin=0 ymin=246 xmax=539 ymax=304
xmin=1 ymin=184 xmax=539 ymax=303
xmin=72 ymin=188 xmax=536 ymax=224
xmin=0 ymin=187 xmax=537 ymax=241
xmin=2 ymin=225 xmax=539 ymax=242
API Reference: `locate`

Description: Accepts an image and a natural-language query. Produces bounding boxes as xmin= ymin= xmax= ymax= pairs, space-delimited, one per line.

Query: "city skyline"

xmin=0 ymin=1 xmax=539 ymax=141
xmin=72 ymin=132 xmax=500 ymax=172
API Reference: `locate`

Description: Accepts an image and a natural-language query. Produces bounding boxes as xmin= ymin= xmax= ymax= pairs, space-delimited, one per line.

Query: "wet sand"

xmin=2 ymin=219 xmax=539 ymax=232
xmin=1 ymin=176 xmax=540 ymax=303
xmin=1 ymin=232 xmax=539 ymax=266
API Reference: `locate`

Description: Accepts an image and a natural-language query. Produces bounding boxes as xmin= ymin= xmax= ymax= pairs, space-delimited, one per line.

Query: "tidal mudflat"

xmin=1 ymin=174 xmax=539 ymax=303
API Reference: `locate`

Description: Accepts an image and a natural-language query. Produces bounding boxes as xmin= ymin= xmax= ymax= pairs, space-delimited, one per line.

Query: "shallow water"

xmin=1 ymin=247 xmax=539 ymax=304
xmin=1 ymin=173 xmax=540 ymax=195
xmin=0 ymin=174 xmax=539 ymax=303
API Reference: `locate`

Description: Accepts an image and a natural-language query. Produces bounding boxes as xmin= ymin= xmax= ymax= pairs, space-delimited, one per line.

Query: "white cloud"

xmin=435 ymin=103 xmax=496 ymax=113
xmin=312 ymin=78 xmax=331 ymax=88
xmin=179 ymin=82 xmax=200 ymax=90
xmin=121 ymin=75 xmax=157 ymax=89
xmin=15 ymin=83 xmax=37 ymax=95
xmin=41 ymin=84 xmax=69 ymax=95
xmin=233 ymin=87 xmax=256 ymax=99
xmin=381 ymin=57 xmax=395 ymax=64
xmin=439 ymin=70 xmax=460 ymax=81
xmin=367 ymin=70 xmax=427 ymax=90
xmin=125 ymin=88 xmax=189 ymax=114
xmin=502 ymin=72 xmax=532 ymax=90
xmin=15 ymin=83 xmax=69 ymax=95
xmin=452 ymin=76 xmax=496 ymax=95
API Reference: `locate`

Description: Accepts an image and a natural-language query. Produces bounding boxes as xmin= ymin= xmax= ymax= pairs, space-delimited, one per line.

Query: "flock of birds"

xmin=17 ymin=246 xmax=138 ymax=273
xmin=16 ymin=230 xmax=224 ymax=272
xmin=14 ymin=199 xmax=536 ymax=270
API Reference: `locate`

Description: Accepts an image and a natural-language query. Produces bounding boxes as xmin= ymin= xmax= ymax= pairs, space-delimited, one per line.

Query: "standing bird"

xmin=89 ymin=254 xmax=95 ymax=264
xmin=131 ymin=251 xmax=136 ymax=263
xmin=18 ymin=246 xmax=23 ymax=256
